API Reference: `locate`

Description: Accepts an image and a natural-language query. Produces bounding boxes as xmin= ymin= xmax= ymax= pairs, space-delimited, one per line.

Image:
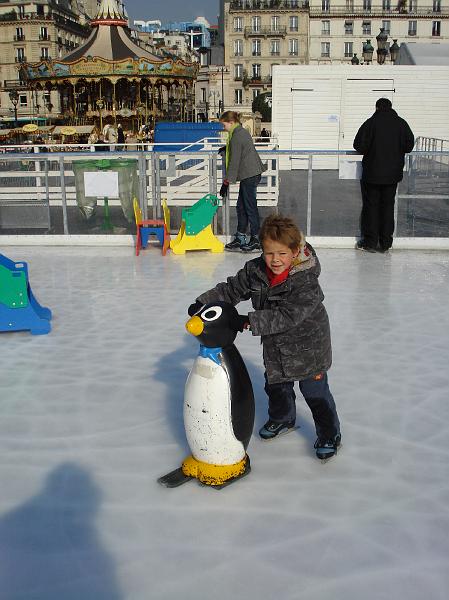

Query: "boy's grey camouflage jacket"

xmin=196 ymin=245 xmax=332 ymax=384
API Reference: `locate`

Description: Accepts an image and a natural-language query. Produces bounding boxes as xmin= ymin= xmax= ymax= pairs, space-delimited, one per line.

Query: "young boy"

xmin=188 ymin=214 xmax=341 ymax=460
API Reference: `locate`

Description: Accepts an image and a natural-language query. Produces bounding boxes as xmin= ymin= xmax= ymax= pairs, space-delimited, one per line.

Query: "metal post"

xmin=209 ymin=153 xmax=218 ymax=232
xmin=138 ymin=150 xmax=148 ymax=219
xmin=44 ymin=157 xmax=51 ymax=231
xmin=306 ymin=154 xmax=313 ymax=237
xmin=153 ymin=152 xmax=161 ymax=220
xmin=59 ymin=155 xmax=69 ymax=234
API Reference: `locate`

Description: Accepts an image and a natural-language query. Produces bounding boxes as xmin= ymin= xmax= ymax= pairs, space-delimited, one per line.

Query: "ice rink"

xmin=1 ymin=245 xmax=448 ymax=600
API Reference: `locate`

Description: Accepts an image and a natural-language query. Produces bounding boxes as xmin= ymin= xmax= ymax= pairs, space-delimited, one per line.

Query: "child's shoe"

xmin=314 ymin=433 xmax=341 ymax=460
xmin=259 ymin=419 xmax=296 ymax=440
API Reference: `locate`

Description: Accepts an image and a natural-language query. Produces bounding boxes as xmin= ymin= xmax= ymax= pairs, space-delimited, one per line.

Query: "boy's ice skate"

xmin=314 ymin=434 xmax=341 ymax=460
xmin=259 ymin=419 xmax=297 ymax=440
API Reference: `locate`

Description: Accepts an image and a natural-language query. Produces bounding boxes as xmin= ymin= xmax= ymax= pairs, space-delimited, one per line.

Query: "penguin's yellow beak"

xmin=186 ymin=315 xmax=204 ymax=337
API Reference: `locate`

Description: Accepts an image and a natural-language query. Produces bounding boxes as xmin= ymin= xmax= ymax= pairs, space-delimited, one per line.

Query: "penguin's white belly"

xmin=184 ymin=356 xmax=245 ymax=465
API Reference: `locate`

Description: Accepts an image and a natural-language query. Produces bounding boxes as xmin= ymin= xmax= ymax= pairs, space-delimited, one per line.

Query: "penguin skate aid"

xmin=158 ymin=301 xmax=255 ymax=489
xmin=188 ymin=214 xmax=342 ymax=462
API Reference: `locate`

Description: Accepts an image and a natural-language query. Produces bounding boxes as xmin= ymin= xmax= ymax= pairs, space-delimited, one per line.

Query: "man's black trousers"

xmin=360 ymin=181 xmax=397 ymax=251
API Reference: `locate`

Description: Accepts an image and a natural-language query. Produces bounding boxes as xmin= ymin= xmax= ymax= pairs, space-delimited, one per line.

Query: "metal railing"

xmin=0 ymin=144 xmax=447 ymax=243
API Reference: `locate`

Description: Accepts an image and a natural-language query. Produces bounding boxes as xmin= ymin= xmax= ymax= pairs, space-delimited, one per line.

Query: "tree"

xmin=252 ymin=92 xmax=272 ymax=122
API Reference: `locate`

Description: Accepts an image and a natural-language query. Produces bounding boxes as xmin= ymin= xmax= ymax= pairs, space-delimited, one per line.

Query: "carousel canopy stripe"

xmin=61 ymin=25 xmax=163 ymax=64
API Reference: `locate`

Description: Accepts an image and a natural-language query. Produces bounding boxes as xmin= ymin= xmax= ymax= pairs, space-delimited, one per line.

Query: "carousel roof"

xmin=22 ymin=0 xmax=198 ymax=81
xmin=62 ymin=0 xmax=164 ymax=63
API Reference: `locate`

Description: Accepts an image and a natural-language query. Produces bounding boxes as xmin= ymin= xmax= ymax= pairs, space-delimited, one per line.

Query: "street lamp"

xmin=389 ymin=39 xmax=400 ymax=63
xmin=216 ymin=66 xmax=229 ymax=115
xmin=9 ymin=89 xmax=19 ymax=128
xmin=376 ymin=27 xmax=389 ymax=65
xmin=362 ymin=39 xmax=374 ymax=64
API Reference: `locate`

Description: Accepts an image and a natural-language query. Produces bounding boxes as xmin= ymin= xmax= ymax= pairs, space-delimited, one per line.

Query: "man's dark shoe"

xmin=241 ymin=236 xmax=261 ymax=253
xmin=355 ymin=241 xmax=376 ymax=253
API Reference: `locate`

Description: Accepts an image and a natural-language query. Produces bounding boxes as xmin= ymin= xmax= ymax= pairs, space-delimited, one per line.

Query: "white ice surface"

xmin=0 ymin=246 xmax=448 ymax=600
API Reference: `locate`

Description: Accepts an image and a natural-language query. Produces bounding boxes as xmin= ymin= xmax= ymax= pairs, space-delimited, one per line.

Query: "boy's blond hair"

xmin=259 ymin=214 xmax=304 ymax=251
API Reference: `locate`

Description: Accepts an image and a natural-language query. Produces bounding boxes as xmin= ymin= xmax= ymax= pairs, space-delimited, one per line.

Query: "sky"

xmin=125 ymin=0 xmax=218 ymax=26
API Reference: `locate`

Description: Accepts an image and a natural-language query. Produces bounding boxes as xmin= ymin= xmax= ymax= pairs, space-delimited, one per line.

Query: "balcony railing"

xmin=244 ymin=26 xmax=287 ymax=37
xmin=310 ymin=6 xmax=449 ymax=16
xmin=231 ymin=1 xmax=308 ymax=9
xmin=13 ymin=34 xmax=25 ymax=41
xmin=39 ymin=34 xmax=50 ymax=41
xmin=15 ymin=56 xmax=27 ymax=63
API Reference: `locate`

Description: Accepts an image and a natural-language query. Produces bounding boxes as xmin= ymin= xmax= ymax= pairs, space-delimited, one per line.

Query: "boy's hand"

xmin=188 ymin=301 xmax=203 ymax=316
xmin=235 ymin=314 xmax=250 ymax=332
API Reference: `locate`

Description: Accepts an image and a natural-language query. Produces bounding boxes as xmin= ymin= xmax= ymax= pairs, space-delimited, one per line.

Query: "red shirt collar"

xmin=266 ymin=265 xmax=290 ymax=287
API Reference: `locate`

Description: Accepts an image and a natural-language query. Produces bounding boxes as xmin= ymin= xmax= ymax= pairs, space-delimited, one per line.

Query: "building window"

xmin=235 ymin=89 xmax=243 ymax=105
xmin=234 ymin=17 xmax=243 ymax=32
xmin=234 ymin=39 xmax=243 ymax=56
xmin=433 ymin=0 xmax=441 ymax=12
xmin=408 ymin=20 xmax=417 ymax=35
xmin=322 ymin=20 xmax=330 ymax=35
xmin=19 ymin=94 xmax=27 ymax=107
xmin=201 ymin=88 xmax=206 ymax=103
xmin=271 ymin=39 xmax=280 ymax=56
xmin=382 ymin=20 xmax=391 ymax=34
xmin=321 ymin=42 xmax=330 ymax=57
xmin=432 ymin=20 xmax=441 ymax=36
xmin=289 ymin=16 xmax=299 ymax=31
xmin=345 ymin=21 xmax=353 ymax=35
xmin=362 ymin=21 xmax=371 ymax=35
xmin=41 ymin=47 xmax=49 ymax=59
xmin=363 ymin=0 xmax=371 ymax=10
xmin=18 ymin=5 xmax=25 ymax=17
xmin=252 ymin=16 xmax=261 ymax=33
xmin=252 ymin=88 xmax=261 ymax=101
xmin=344 ymin=42 xmax=353 ymax=57
xmin=252 ymin=63 xmax=261 ymax=79
xmin=322 ymin=0 xmax=330 ymax=11
xmin=289 ymin=38 xmax=299 ymax=56
xmin=16 ymin=47 xmax=25 ymax=61
xmin=234 ymin=63 xmax=243 ymax=80
xmin=39 ymin=26 xmax=48 ymax=40
xmin=252 ymin=39 xmax=261 ymax=56
xmin=409 ymin=0 xmax=417 ymax=11
xmin=346 ymin=0 xmax=354 ymax=9
xmin=271 ymin=16 xmax=280 ymax=32
xmin=15 ymin=27 xmax=24 ymax=41
xmin=36 ymin=4 xmax=44 ymax=16
xmin=382 ymin=0 xmax=391 ymax=9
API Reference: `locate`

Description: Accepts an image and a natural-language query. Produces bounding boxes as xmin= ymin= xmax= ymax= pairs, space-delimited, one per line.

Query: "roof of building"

xmin=62 ymin=0 xmax=163 ymax=63
xmin=397 ymin=43 xmax=449 ymax=66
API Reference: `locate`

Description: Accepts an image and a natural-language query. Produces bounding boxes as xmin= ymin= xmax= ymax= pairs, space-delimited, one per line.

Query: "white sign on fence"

xmin=84 ymin=171 xmax=119 ymax=198
xmin=339 ymin=160 xmax=362 ymax=180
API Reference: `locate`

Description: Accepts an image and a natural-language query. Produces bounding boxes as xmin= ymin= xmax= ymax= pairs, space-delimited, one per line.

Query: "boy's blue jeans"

xmin=236 ymin=174 xmax=261 ymax=238
xmin=264 ymin=372 xmax=340 ymax=441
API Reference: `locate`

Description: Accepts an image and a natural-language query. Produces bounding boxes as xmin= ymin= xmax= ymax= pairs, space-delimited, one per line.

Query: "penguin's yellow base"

xmin=182 ymin=455 xmax=249 ymax=486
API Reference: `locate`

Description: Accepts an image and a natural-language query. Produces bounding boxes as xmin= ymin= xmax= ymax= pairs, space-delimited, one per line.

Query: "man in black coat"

xmin=353 ymin=98 xmax=414 ymax=253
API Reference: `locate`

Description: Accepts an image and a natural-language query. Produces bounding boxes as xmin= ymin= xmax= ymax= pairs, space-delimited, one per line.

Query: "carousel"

xmin=20 ymin=0 xmax=199 ymax=134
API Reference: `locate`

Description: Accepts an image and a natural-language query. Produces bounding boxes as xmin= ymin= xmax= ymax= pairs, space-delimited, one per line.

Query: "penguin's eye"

xmin=201 ymin=306 xmax=223 ymax=322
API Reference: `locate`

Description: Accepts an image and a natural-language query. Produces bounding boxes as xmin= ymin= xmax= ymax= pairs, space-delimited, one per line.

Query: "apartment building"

xmin=223 ymin=0 xmax=309 ymax=111
xmin=0 ymin=0 xmax=90 ymax=124
xmin=308 ymin=0 xmax=449 ymax=64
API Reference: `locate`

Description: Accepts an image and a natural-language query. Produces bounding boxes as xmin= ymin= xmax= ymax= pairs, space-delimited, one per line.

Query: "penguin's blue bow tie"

xmin=199 ymin=345 xmax=222 ymax=365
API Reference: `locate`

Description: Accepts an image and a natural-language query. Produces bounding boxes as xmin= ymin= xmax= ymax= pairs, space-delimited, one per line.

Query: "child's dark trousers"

xmin=264 ymin=372 xmax=340 ymax=441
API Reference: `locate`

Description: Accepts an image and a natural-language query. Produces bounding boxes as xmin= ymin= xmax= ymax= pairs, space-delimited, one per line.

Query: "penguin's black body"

xmin=158 ymin=302 xmax=255 ymax=488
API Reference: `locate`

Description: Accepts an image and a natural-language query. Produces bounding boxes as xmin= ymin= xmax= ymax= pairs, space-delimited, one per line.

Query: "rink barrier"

xmin=0 ymin=144 xmax=448 ymax=246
